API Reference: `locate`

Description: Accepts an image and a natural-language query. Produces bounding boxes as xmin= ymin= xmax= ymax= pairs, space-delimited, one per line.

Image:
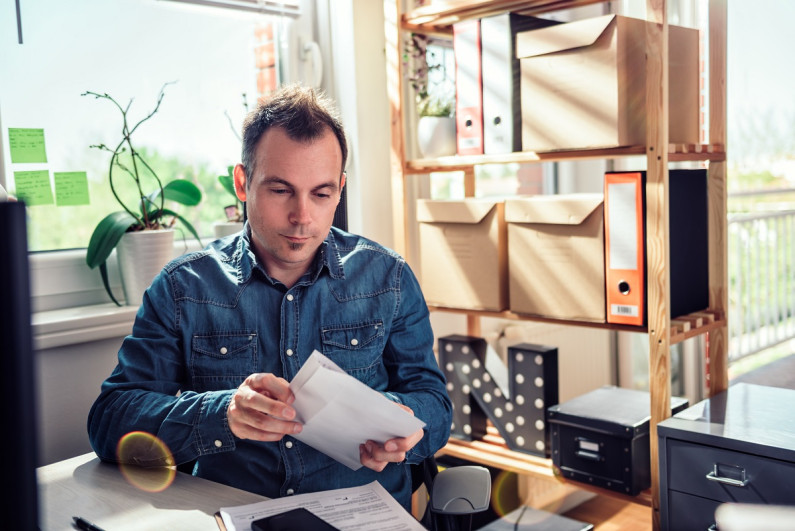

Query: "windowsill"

xmin=33 ymin=303 xmax=138 ymax=351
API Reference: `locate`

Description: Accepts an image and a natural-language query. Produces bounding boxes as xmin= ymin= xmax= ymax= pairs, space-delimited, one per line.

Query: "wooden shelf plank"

xmin=438 ymin=429 xmax=654 ymax=507
xmin=403 ymin=0 xmax=606 ymax=29
xmin=404 ymin=144 xmax=725 ymax=173
xmin=427 ymin=305 xmax=725 ymax=344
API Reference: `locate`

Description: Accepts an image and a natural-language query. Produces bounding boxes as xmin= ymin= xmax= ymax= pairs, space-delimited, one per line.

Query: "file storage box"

xmin=548 ymin=386 xmax=688 ymax=496
xmin=417 ymin=199 xmax=507 ymax=311
xmin=516 ymin=14 xmax=699 ymax=151
xmin=505 ymin=194 xmax=605 ymax=322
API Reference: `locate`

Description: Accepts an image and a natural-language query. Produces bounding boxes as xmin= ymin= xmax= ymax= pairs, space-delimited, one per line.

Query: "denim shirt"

xmin=87 ymin=225 xmax=452 ymax=510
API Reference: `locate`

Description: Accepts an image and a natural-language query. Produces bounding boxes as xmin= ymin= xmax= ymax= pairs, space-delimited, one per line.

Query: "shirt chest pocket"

xmin=191 ymin=332 xmax=257 ymax=391
xmin=320 ymin=320 xmax=385 ymax=383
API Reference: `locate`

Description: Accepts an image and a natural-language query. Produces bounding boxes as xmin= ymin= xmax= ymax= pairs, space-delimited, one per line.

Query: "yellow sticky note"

xmin=14 ymin=170 xmax=54 ymax=206
xmin=8 ymin=128 xmax=48 ymax=163
xmin=54 ymin=172 xmax=90 ymax=206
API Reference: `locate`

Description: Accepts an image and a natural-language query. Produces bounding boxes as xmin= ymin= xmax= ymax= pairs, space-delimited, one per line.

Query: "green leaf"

xmin=162 ymin=179 xmax=202 ymax=206
xmin=98 ymin=262 xmax=122 ymax=306
xmin=162 ymin=208 xmax=203 ymax=248
xmin=218 ymin=175 xmax=237 ymax=198
xmin=86 ymin=211 xmax=138 ymax=269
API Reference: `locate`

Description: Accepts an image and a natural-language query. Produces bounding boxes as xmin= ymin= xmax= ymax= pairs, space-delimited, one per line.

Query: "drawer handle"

xmin=706 ymin=463 xmax=749 ymax=488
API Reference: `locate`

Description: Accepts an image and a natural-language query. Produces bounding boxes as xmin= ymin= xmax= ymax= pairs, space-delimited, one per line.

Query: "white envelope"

xmin=289 ymin=350 xmax=426 ymax=470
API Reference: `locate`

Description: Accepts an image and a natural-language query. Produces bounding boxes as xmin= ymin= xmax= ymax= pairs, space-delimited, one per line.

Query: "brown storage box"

xmin=417 ymin=199 xmax=507 ymax=311
xmin=517 ymin=14 xmax=699 ymax=151
xmin=506 ymin=194 xmax=605 ymax=322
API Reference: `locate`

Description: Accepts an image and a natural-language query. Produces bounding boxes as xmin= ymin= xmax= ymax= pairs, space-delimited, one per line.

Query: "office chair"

xmin=412 ymin=455 xmax=492 ymax=531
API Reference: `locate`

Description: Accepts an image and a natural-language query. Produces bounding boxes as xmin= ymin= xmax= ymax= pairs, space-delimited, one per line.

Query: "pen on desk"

xmin=72 ymin=515 xmax=106 ymax=531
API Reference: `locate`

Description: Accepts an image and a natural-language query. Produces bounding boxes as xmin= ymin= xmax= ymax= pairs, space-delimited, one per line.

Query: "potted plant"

xmin=404 ymin=33 xmax=456 ymax=158
xmin=83 ymin=82 xmax=203 ymax=306
xmin=214 ymin=165 xmax=245 ymax=238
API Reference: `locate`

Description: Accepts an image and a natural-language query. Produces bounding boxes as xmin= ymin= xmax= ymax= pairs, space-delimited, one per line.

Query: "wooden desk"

xmin=38 ymin=453 xmax=267 ymax=530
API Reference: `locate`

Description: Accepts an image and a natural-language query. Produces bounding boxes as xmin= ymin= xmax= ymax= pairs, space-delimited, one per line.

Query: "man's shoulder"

xmin=162 ymin=236 xmax=239 ymax=278
xmin=331 ymin=227 xmax=404 ymax=263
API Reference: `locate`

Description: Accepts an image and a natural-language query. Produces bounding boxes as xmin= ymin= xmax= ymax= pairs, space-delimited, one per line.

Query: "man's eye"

xmin=271 ymin=188 xmax=291 ymax=195
xmin=316 ymin=192 xmax=331 ymax=199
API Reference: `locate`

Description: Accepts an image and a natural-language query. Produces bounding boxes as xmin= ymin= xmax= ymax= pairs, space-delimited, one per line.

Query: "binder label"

xmin=611 ymin=304 xmax=639 ymax=317
xmin=607 ymin=182 xmax=639 ymax=270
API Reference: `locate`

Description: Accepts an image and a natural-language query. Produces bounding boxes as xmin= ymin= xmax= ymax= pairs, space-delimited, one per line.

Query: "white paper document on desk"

xmin=219 ymin=480 xmax=425 ymax=531
xmin=289 ymin=350 xmax=426 ymax=470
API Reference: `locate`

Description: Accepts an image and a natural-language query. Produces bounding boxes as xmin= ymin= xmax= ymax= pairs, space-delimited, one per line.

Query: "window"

xmin=0 ymin=0 xmax=292 ymax=252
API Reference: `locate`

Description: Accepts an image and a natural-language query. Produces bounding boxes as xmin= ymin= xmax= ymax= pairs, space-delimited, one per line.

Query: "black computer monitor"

xmin=0 ymin=200 xmax=40 ymax=527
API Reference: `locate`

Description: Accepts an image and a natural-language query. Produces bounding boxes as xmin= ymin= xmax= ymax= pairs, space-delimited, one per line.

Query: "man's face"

xmin=233 ymin=126 xmax=344 ymax=284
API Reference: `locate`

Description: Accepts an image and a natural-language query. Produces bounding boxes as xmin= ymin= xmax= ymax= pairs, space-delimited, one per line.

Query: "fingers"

xmin=359 ymin=427 xmax=425 ymax=472
xmin=227 ymin=373 xmax=303 ymax=441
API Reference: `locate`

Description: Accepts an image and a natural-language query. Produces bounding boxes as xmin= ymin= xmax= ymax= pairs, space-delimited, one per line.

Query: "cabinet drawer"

xmin=667 ymin=490 xmax=722 ymax=531
xmin=667 ymin=439 xmax=795 ymax=504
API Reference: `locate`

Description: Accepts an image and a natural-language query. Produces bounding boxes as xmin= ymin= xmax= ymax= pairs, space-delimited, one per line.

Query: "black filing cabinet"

xmin=658 ymin=383 xmax=795 ymax=531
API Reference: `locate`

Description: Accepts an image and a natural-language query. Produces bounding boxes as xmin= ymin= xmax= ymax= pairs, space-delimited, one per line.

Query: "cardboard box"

xmin=505 ymin=194 xmax=605 ymax=322
xmin=417 ymin=199 xmax=507 ymax=311
xmin=516 ymin=14 xmax=699 ymax=151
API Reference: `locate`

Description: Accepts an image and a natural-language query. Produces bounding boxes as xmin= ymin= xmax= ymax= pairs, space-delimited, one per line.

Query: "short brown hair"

xmin=240 ymin=84 xmax=348 ymax=186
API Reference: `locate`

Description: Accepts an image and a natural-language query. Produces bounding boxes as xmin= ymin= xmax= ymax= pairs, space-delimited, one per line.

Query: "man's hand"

xmin=227 ymin=373 xmax=303 ymax=441
xmin=358 ymin=404 xmax=424 ymax=472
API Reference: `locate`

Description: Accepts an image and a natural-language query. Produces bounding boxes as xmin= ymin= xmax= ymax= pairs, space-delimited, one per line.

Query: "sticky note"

xmin=8 ymin=128 xmax=48 ymax=163
xmin=13 ymin=170 xmax=54 ymax=206
xmin=54 ymin=171 xmax=90 ymax=206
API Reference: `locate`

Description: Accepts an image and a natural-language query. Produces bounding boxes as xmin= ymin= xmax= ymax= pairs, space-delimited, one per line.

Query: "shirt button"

xmin=350 ymin=338 xmax=359 ymax=346
xmin=220 ymin=347 xmax=228 ymax=355
xmin=286 ymin=294 xmax=294 ymax=301
xmin=285 ymin=441 xmax=293 ymax=449
xmin=286 ymin=488 xmax=294 ymax=495
xmin=286 ymin=349 xmax=294 ymax=356
xmin=214 ymin=440 xmax=222 ymax=448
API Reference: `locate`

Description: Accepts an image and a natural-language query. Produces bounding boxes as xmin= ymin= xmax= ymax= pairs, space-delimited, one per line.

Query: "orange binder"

xmin=604 ymin=172 xmax=645 ymax=325
xmin=453 ymin=18 xmax=484 ymax=156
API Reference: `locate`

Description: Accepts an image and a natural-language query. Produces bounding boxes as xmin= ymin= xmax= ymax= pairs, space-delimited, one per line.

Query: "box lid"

xmin=548 ymin=386 xmax=689 ymax=438
xmin=505 ymin=194 xmax=603 ymax=226
xmin=516 ymin=14 xmax=616 ymax=59
xmin=417 ymin=199 xmax=500 ymax=224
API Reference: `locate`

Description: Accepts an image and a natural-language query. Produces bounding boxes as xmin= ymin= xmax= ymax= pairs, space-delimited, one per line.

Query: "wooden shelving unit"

xmin=383 ymin=1 xmax=727 ymax=529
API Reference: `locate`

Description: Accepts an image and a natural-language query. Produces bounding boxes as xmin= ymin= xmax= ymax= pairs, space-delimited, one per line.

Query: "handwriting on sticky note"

xmin=14 ymin=170 xmax=54 ymax=206
xmin=8 ymin=128 xmax=48 ymax=163
xmin=54 ymin=172 xmax=90 ymax=206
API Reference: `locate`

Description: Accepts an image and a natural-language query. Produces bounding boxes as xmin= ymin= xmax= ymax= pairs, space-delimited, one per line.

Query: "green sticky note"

xmin=14 ymin=170 xmax=54 ymax=206
xmin=8 ymin=128 xmax=48 ymax=163
xmin=54 ymin=171 xmax=90 ymax=206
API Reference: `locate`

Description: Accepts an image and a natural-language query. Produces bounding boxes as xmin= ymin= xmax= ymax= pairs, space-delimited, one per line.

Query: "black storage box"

xmin=548 ymin=386 xmax=688 ymax=495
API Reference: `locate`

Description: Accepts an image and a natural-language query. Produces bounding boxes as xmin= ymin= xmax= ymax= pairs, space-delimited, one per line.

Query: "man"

xmin=87 ymin=84 xmax=452 ymax=511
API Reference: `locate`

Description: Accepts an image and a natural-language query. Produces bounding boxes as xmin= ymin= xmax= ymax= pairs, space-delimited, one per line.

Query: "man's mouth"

xmin=284 ymin=235 xmax=310 ymax=244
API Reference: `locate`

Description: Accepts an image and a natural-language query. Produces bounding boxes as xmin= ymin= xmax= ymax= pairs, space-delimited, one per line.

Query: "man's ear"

xmin=339 ymin=172 xmax=346 ymax=200
xmin=233 ymin=164 xmax=248 ymax=202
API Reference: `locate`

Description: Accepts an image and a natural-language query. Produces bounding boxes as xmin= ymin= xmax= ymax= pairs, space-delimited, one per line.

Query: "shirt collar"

xmin=235 ymin=223 xmax=346 ymax=285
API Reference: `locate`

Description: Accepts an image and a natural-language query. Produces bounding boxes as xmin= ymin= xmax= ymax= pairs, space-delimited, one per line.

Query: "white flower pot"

xmin=116 ymin=229 xmax=175 ymax=306
xmin=214 ymin=221 xmax=244 ymax=239
xmin=417 ymin=116 xmax=456 ymax=158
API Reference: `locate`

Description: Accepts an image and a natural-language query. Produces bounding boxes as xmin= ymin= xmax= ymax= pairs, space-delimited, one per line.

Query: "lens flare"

xmin=490 ymin=469 xmax=519 ymax=517
xmin=116 ymin=431 xmax=176 ymax=492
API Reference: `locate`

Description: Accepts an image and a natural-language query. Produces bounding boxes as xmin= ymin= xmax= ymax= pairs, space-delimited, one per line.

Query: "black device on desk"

xmin=251 ymin=508 xmax=339 ymax=531
xmin=0 ymin=201 xmax=39 ymax=529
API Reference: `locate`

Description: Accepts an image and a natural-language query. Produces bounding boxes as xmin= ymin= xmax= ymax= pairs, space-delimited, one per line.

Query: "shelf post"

xmin=384 ymin=0 xmax=409 ymax=258
xmin=707 ymin=0 xmax=729 ymax=396
xmin=645 ymin=0 xmax=670 ymax=529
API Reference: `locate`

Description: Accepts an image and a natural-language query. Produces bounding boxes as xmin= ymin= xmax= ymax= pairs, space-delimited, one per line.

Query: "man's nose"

xmin=290 ymin=195 xmax=312 ymax=225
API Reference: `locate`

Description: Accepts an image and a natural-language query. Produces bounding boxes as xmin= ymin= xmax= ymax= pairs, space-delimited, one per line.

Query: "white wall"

xmin=35 ymin=335 xmax=124 ymax=465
